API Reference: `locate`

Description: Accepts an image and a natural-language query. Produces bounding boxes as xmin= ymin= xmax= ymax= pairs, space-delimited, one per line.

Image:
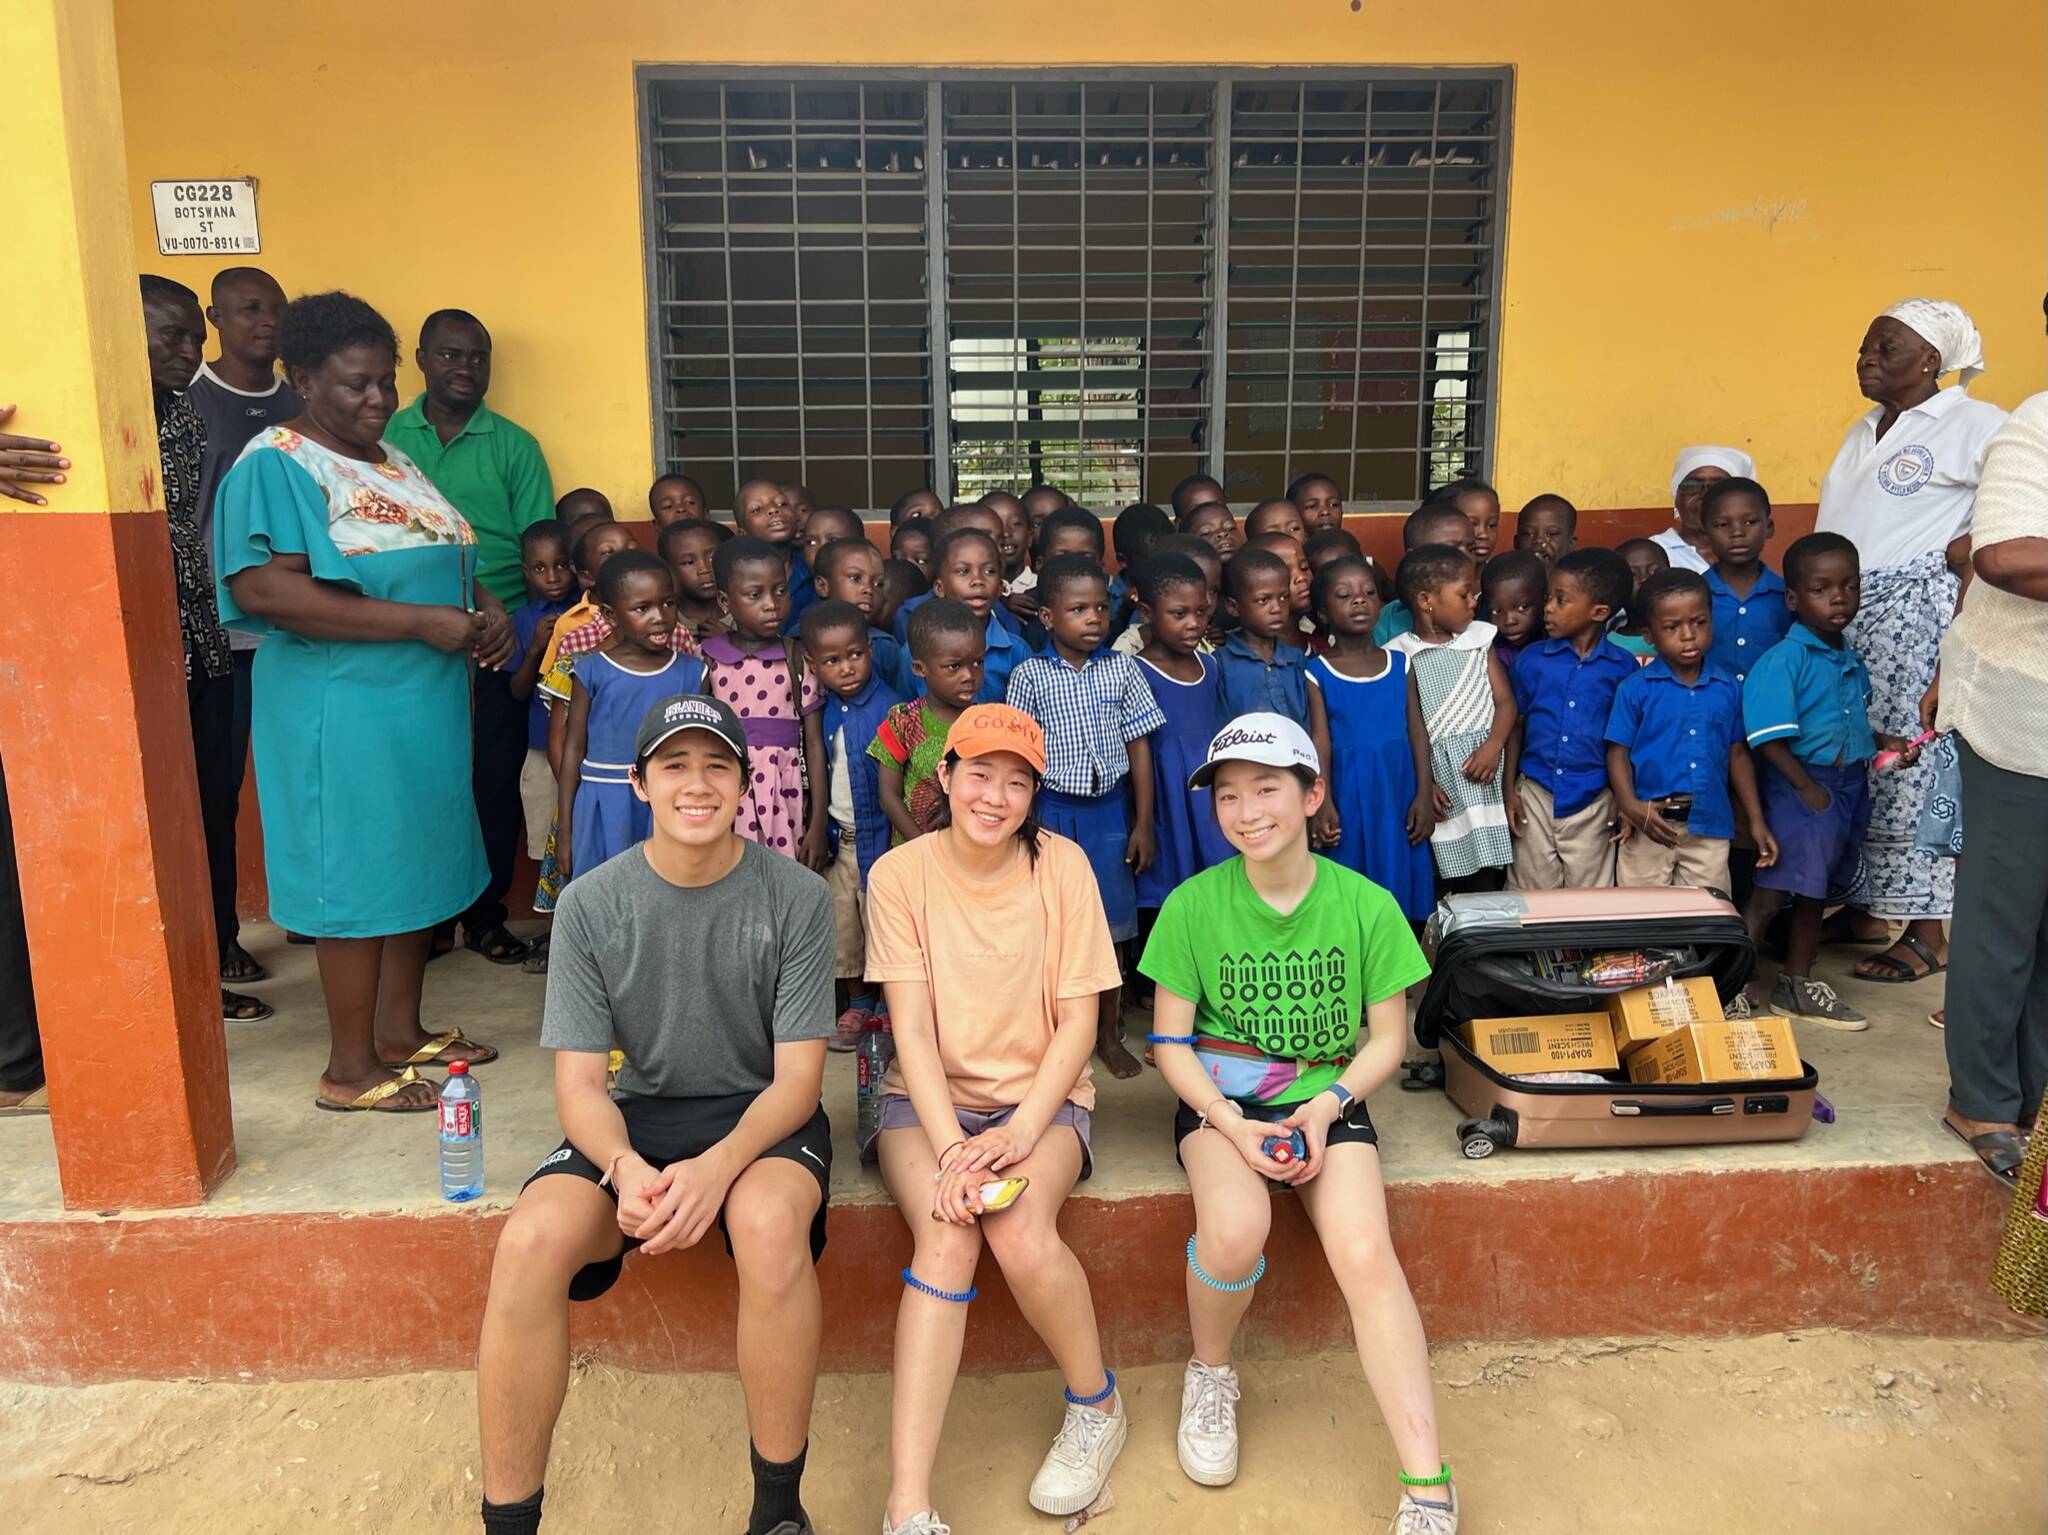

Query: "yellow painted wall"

xmin=112 ymin=0 xmax=2047 ymax=515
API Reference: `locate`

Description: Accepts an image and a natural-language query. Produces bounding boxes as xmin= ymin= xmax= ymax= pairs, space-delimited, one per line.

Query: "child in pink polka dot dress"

xmin=700 ymin=536 xmax=830 ymax=867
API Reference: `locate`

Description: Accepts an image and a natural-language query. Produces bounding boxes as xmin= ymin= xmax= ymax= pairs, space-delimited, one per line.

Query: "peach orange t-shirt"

xmin=864 ymin=829 xmax=1119 ymax=1111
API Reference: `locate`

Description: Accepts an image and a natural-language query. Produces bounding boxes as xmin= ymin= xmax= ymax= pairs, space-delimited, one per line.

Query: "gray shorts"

xmin=862 ymin=1094 xmax=1093 ymax=1180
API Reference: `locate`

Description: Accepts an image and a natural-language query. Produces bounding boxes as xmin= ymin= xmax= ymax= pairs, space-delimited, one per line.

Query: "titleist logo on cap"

xmin=1211 ymin=725 xmax=1279 ymax=752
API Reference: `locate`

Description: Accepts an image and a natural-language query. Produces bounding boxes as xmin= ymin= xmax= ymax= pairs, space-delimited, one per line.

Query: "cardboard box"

xmin=1626 ymin=1016 xmax=1801 ymax=1085
xmin=1609 ymin=976 xmax=1725 ymax=1054
xmin=1461 ymin=1013 xmax=1619 ymax=1076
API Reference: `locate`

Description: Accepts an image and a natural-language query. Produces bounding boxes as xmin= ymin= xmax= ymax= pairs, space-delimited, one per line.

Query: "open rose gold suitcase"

xmin=1408 ymin=888 xmax=1818 ymax=1157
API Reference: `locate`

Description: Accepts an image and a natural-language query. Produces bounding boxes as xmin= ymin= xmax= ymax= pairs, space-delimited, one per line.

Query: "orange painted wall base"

xmin=0 ymin=1154 xmax=2024 ymax=1384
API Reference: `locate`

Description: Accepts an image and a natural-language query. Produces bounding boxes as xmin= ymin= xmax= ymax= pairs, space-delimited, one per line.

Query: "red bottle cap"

xmin=1271 ymin=1143 xmax=1293 ymax=1164
xmin=448 ymin=1060 xmax=469 ymax=1075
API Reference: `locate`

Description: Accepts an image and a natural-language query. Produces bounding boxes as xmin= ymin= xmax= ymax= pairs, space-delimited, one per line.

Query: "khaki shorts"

xmin=1509 ymin=779 xmax=1616 ymax=890
xmin=828 ymin=824 xmax=865 ymax=980
xmin=520 ymin=748 xmax=556 ymax=860
xmin=1616 ymin=830 xmax=1731 ymax=892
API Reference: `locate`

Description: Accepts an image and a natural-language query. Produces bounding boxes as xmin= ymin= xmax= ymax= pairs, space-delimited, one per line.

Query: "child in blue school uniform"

xmin=1131 ymin=552 xmax=1236 ymax=912
xmin=799 ymin=599 xmax=907 ymax=1051
xmin=1306 ymin=554 xmax=1437 ymax=920
xmin=1604 ymin=568 xmax=1772 ymax=898
xmin=1741 ymin=533 xmax=1920 ymax=1029
xmin=1215 ymin=546 xmax=1328 ymax=749
xmin=1508 ymin=549 xmax=1640 ymax=891
xmin=1006 ymin=553 xmax=1167 ymax=1079
xmin=1700 ymin=477 xmax=1791 ymax=687
xmin=915 ymin=525 xmax=1027 ymax=704
xmin=811 ymin=534 xmax=912 ymax=699
xmin=555 ymin=551 xmax=706 ymax=883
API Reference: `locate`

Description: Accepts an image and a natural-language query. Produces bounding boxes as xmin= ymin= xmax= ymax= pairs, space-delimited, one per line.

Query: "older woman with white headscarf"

xmin=1657 ymin=445 xmax=1758 ymax=573
xmin=1813 ymin=298 xmax=2008 ymax=993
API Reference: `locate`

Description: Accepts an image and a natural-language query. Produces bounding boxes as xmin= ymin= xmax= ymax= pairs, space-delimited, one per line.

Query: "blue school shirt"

xmin=1604 ymin=659 xmax=1746 ymax=840
xmin=1215 ymin=632 xmax=1310 ymax=725
xmin=976 ymin=611 xmax=1027 ymax=704
xmin=822 ymin=669 xmax=905 ymax=887
xmin=1372 ymin=600 xmax=1414 ymax=645
xmin=780 ymin=548 xmax=818 ymax=635
xmin=1741 ymin=622 xmax=1878 ymax=767
xmin=893 ymin=589 xmax=1025 ymax=648
xmin=1704 ymin=565 xmax=1791 ymax=685
xmin=1512 ymin=636 xmax=1639 ymax=817
xmin=868 ymin=626 xmax=913 ymax=699
xmin=508 ymin=595 xmax=573 ymax=749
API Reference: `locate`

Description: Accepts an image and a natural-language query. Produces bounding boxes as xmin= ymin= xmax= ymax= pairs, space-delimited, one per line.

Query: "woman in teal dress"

xmin=216 ymin=292 xmax=506 ymax=1113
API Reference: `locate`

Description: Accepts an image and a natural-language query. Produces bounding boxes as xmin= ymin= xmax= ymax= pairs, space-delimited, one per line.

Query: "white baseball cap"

xmin=1187 ymin=712 xmax=1322 ymax=789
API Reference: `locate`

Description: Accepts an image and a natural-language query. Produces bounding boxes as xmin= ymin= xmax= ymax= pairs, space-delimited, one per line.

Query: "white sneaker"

xmin=1176 ymin=1358 xmax=1241 ymax=1486
xmin=1027 ymin=1391 xmax=1128 ymax=1516
xmin=1392 ymin=1483 xmax=1459 ymax=1533
xmin=881 ymin=1513 xmax=950 ymax=1535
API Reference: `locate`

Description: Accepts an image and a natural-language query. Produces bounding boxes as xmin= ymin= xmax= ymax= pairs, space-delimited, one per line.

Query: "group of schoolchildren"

xmin=510 ymin=458 xmax=1918 ymax=1058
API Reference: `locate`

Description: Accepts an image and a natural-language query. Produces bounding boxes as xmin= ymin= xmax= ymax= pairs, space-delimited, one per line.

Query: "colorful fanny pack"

xmin=1192 ymin=1034 xmax=1348 ymax=1104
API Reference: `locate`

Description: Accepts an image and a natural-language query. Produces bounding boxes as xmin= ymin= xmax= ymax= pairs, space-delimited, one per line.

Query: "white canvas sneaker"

xmin=1176 ymin=1358 xmax=1242 ymax=1486
xmin=881 ymin=1513 xmax=950 ymax=1535
xmin=1392 ymin=1483 xmax=1460 ymax=1533
xmin=1026 ymin=1390 xmax=1128 ymax=1516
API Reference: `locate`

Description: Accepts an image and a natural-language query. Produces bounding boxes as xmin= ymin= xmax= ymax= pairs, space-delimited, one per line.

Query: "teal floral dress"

xmin=214 ymin=427 xmax=488 ymax=937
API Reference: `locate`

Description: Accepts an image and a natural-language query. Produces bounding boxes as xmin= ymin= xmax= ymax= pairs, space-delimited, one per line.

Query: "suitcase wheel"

xmin=1456 ymin=1117 xmax=1511 ymax=1159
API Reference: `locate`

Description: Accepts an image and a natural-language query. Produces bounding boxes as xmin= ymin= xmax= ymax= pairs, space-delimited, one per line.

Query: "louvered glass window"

xmin=643 ymin=72 xmax=1505 ymax=513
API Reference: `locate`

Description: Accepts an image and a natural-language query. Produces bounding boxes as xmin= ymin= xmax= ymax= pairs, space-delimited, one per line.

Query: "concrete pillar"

xmin=1 ymin=0 xmax=235 ymax=1209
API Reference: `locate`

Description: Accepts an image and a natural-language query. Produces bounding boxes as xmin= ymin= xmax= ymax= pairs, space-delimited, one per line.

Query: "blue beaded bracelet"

xmin=901 ymin=1266 xmax=977 ymax=1304
xmin=1145 ymin=1033 xmax=1198 ymax=1045
xmin=1063 ymin=1368 xmax=1117 ymax=1406
xmin=1186 ymin=1234 xmax=1266 ymax=1293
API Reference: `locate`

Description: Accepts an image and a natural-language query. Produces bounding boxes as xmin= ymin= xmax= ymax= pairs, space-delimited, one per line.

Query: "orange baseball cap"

xmin=946 ymin=702 xmax=1046 ymax=775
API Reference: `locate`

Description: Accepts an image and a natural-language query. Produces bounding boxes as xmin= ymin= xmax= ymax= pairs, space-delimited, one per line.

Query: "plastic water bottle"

xmin=855 ymin=1015 xmax=896 ymax=1146
xmin=439 ymin=1060 xmax=483 ymax=1203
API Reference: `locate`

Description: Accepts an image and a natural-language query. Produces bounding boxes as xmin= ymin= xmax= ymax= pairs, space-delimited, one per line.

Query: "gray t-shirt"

xmin=190 ymin=363 xmax=302 ymax=651
xmin=541 ymin=840 xmax=835 ymax=1099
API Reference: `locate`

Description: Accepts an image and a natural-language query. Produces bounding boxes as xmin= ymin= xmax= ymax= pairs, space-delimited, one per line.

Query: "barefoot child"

xmin=1007 ymin=554 xmax=1167 ymax=1078
xmin=865 ymin=706 xmax=1130 ymax=1534
xmin=1141 ymin=714 xmax=1455 ymax=1531
xmin=1306 ymin=555 xmax=1436 ymax=919
xmin=701 ymin=536 xmax=830 ymax=870
xmin=801 ymin=599 xmax=905 ymax=1051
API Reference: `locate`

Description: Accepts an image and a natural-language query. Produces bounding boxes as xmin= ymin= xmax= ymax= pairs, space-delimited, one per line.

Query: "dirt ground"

xmin=2 ymin=1330 xmax=2039 ymax=1534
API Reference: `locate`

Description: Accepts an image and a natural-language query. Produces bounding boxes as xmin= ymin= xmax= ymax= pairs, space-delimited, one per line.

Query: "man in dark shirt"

xmin=143 ymin=275 xmax=262 ymax=1025
xmin=189 ymin=266 xmax=301 ymax=987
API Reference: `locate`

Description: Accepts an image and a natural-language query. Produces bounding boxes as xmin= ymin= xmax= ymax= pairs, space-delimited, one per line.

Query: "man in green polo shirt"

xmin=388 ymin=308 xmax=555 ymax=966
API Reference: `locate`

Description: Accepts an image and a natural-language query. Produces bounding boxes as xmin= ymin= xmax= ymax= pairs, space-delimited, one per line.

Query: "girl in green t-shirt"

xmin=1139 ymin=712 xmax=1459 ymax=1533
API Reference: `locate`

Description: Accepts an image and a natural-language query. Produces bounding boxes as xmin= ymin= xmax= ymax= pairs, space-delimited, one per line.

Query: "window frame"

xmin=637 ymin=65 xmax=1513 ymax=514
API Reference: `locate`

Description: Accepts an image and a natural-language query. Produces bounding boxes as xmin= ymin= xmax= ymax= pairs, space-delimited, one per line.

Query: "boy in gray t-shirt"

xmin=479 ymin=695 xmax=833 ymax=1535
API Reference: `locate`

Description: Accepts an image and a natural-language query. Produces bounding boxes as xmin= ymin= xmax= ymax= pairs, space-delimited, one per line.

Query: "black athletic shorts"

xmin=522 ymin=1092 xmax=833 ymax=1301
xmin=1172 ymin=1094 xmax=1378 ymax=1177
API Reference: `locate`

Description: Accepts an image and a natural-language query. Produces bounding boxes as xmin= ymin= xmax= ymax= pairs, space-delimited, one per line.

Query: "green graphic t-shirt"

xmin=1139 ymin=856 xmax=1429 ymax=1104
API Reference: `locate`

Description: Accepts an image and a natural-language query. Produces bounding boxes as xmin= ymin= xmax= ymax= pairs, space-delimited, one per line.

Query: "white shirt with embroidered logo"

xmin=1814 ymin=384 xmax=2008 ymax=573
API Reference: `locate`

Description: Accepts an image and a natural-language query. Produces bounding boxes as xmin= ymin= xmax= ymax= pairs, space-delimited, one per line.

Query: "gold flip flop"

xmin=0 ymin=1084 xmax=50 ymax=1117
xmin=313 ymin=1067 xmax=437 ymax=1114
xmin=380 ymin=1031 xmax=499 ymax=1070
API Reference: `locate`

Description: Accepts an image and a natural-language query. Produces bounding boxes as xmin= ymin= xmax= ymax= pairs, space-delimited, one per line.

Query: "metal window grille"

xmin=642 ymin=71 xmax=1505 ymax=515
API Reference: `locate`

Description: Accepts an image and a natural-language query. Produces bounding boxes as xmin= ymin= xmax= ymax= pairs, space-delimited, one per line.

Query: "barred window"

xmin=643 ymin=71 xmax=1506 ymax=514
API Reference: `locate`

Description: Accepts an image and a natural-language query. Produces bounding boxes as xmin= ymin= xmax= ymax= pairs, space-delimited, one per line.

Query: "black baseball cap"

xmin=633 ymin=694 xmax=750 ymax=773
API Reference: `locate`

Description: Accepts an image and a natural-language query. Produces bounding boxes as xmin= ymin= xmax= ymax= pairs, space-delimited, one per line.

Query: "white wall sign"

xmin=151 ymin=179 xmax=261 ymax=256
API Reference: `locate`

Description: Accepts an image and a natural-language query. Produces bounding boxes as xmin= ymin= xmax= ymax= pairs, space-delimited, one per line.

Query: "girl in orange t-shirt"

xmin=861 ymin=704 xmax=1128 ymax=1534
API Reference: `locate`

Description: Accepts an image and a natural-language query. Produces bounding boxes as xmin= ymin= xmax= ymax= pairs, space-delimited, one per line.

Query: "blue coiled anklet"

xmin=1063 ymin=1369 xmax=1117 ymax=1406
xmin=1145 ymin=1033 xmax=1197 ymax=1045
xmin=901 ymin=1267 xmax=977 ymax=1303
xmin=1186 ymin=1234 xmax=1266 ymax=1292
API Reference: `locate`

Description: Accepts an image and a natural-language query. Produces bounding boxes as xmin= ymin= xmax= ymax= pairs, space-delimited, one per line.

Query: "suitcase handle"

xmin=1609 ymin=1098 xmax=1736 ymax=1118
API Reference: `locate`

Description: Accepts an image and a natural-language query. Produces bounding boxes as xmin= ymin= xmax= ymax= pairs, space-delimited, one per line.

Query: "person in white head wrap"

xmin=1881 ymin=298 xmax=1987 ymax=391
xmin=1653 ymin=444 xmax=1758 ymax=572
xmin=1802 ymin=297 xmax=2009 ymax=986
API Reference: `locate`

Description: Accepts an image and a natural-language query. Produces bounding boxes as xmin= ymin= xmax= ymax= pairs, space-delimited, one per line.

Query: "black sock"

xmin=480 ymin=1486 xmax=543 ymax=1535
xmin=748 ymin=1441 xmax=809 ymax=1534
